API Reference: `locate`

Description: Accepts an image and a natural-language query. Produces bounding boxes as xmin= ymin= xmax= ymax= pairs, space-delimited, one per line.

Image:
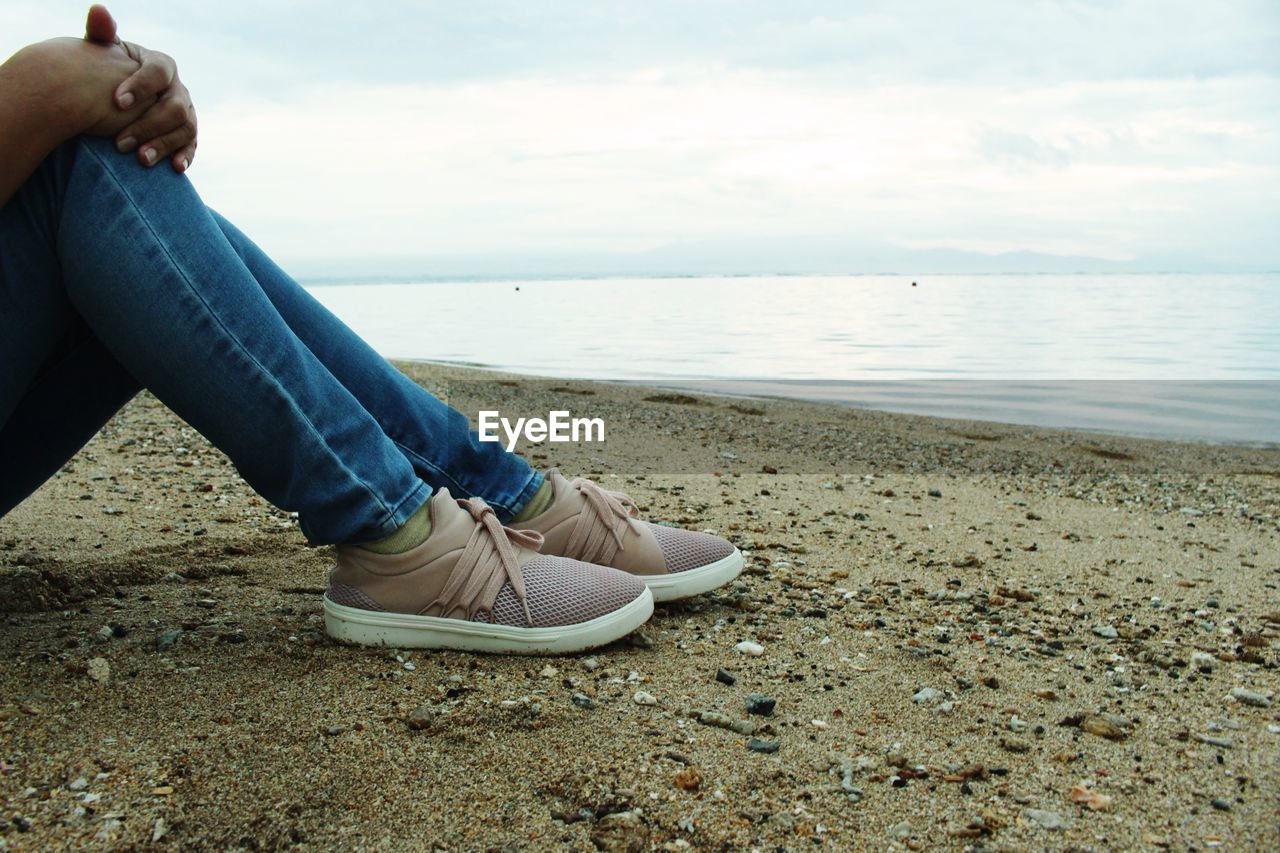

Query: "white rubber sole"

xmin=643 ymin=549 xmax=744 ymax=602
xmin=323 ymin=586 xmax=654 ymax=655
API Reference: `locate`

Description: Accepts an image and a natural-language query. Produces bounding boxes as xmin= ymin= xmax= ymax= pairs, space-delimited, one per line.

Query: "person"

xmin=0 ymin=6 xmax=743 ymax=654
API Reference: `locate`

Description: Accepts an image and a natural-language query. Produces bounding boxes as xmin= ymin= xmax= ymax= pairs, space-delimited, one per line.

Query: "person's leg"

xmin=0 ymin=150 xmax=142 ymax=516
xmin=209 ymin=212 xmax=542 ymax=521
xmin=0 ymin=325 xmax=142 ymax=517
xmin=8 ymin=136 xmax=428 ymax=544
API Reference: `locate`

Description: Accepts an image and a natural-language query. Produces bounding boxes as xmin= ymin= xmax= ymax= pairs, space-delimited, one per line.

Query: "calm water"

xmin=305 ymin=274 xmax=1280 ymax=444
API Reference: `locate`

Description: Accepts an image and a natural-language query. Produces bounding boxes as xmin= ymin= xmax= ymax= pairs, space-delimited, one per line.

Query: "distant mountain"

xmin=287 ymin=235 xmax=1274 ymax=282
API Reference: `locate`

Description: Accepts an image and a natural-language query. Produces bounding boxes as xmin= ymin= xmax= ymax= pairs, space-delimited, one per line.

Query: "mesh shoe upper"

xmin=473 ymin=556 xmax=646 ymax=627
xmin=645 ymin=522 xmax=738 ymax=573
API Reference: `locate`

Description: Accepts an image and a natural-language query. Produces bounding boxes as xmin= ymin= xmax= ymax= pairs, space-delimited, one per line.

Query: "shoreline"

xmin=409 ymin=358 xmax=1280 ymax=449
xmin=1 ymin=362 xmax=1277 ymax=849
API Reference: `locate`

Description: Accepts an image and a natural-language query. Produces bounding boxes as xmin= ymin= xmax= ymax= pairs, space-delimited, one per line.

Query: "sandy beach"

xmin=1 ymin=361 xmax=1276 ymax=850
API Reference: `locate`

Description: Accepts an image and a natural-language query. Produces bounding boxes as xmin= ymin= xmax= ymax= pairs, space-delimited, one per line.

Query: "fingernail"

xmin=116 ymin=136 xmax=136 ymax=153
xmin=119 ymin=92 xmax=134 ymax=109
xmin=180 ymin=157 xmax=190 ymax=172
xmin=142 ymin=147 xmax=157 ymax=165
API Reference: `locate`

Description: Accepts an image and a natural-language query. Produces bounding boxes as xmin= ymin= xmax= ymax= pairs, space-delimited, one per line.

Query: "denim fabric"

xmin=0 ymin=136 xmax=541 ymax=543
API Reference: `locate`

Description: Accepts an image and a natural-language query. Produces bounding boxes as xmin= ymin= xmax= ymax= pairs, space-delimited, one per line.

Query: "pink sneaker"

xmin=511 ymin=469 xmax=743 ymax=602
xmin=324 ymin=489 xmax=653 ymax=654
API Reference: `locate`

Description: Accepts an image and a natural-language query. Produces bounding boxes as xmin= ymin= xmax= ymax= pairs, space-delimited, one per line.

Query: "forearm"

xmin=0 ymin=46 xmax=80 ymax=208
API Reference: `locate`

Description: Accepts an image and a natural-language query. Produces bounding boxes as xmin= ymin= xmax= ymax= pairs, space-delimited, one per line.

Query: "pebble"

xmin=927 ymin=489 xmax=943 ymax=498
xmin=696 ymin=710 xmax=757 ymax=736
xmin=162 ymin=572 xmax=187 ymax=583
xmin=406 ymin=705 xmax=437 ymax=731
xmin=571 ymin=693 xmax=597 ymax=709
xmin=590 ymin=810 xmax=650 ymax=851
xmin=735 ymin=640 xmax=764 ymax=656
xmin=715 ymin=668 xmax=736 ymax=686
xmin=1229 ymin=687 xmax=1272 ymax=707
xmin=633 ymin=690 xmax=658 ymax=706
xmin=94 ymin=625 xmax=113 ymax=644
xmin=1092 ymin=624 xmax=1118 ymax=639
xmin=1079 ymin=713 xmax=1131 ymax=740
xmin=539 ymin=664 xmax=559 ymax=678
xmin=747 ymin=738 xmax=780 ymax=753
xmin=195 ymin=598 xmax=218 ymax=609
xmin=1210 ymin=798 xmax=1232 ymax=812
xmin=155 ymin=629 xmax=182 ymax=652
xmin=1024 ymin=808 xmax=1065 ymax=830
xmin=1193 ymin=733 xmax=1234 ymax=749
xmin=68 ymin=777 xmax=90 ymax=791
xmin=1190 ymin=651 xmax=1217 ymax=671
xmin=744 ymin=694 xmax=776 ymax=717
xmin=581 ymin=656 xmax=600 ymax=671
xmin=629 ymin=630 xmax=654 ymax=649
xmin=86 ymin=657 xmax=110 ymax=684
xmin=912 ymin=687 xmax=944 ymax=705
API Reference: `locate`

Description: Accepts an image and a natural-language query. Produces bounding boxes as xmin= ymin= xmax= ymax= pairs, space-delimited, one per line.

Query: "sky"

xmin=5 ymin=1 xmax=1279 ymax=276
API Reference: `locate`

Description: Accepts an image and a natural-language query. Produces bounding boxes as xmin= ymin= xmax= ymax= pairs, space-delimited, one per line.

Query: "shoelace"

xmin=425 ymin=497 xmax=543 ymax=625
xmin=565 ymin=479 xmax=640 ymax=565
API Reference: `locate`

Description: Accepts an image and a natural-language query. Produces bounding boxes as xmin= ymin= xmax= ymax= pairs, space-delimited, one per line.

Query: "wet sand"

xmin=1 ymin=361 xmax=1277 ymax=849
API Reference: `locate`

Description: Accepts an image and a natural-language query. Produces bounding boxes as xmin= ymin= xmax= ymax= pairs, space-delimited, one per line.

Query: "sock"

xmin=363 ymin=501 xmax=432 ymax=554
xmin=511 ymin=479 xmax=553 ymax=523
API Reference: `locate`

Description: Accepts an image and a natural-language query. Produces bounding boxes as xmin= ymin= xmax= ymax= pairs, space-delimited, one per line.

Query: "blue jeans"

xmin=0 ymin=136 xmax=541 ymax=543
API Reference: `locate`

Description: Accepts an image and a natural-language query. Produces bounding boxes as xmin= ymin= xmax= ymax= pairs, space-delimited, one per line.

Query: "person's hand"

xmin=84 ymin=5 xmax=197 ymax=172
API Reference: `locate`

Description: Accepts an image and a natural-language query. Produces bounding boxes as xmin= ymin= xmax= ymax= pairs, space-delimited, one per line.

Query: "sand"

xmin=1 ymin=362 xmax=1277 ymax=850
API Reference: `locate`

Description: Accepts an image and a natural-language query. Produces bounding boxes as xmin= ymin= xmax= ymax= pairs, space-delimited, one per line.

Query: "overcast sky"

xmin=5 ymin=1 xmax=1279 ymax=274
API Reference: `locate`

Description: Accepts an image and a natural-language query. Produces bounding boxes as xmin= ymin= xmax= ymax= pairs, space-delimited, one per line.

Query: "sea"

xmin=302 ymin=273 xmax=1280 ymax=447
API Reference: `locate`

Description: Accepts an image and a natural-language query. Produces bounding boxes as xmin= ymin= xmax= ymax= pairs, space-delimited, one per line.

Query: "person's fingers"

xmin=84 ymin=5 xmax=118 ymax=44
xmin=114 ymin=47 xmax=174 ymax=110
xmin=171 ymin=140 xmax=197 ymax=173
xmin=114 ymin=92 xmax=189 ymax=153
xmin=134 ymin=109 xmax=197 ymax=168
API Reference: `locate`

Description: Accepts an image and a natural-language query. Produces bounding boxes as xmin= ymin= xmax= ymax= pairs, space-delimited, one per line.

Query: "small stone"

xmin=1081 ymin=713 xmax=1130 ymax=740
xmin=590 ymin=810 xmax=650 ymax=852
xmin=1211 ymin=798 xmax=1232 ymax=811
xmin=155 ymin=629 xmax=182 ymax=652
xmin=629 ymin=631 xmax=654 ymax=649
xmin=151 ymin=818 xmax=167 ymax=842
xmin=406 ymin=705 xmax=437 ymax=731
xmin=696 ymin=711 xmax=757 ymax=736
xmin=195 ymin=598 xmax=217 ymax=609
xmin=1190 ymin=651 xmax=1217 ymax=671
xmin=1193 ymin=733 xmax=1235 ymax=749
xmin=928 ymin=489 xmax=943 ymax=498
xmin=1229 ymin=687 xmax=1272 ymax=707
xmin=95 ymin=625 xmax=113 ymax=644
xmin=571 ymin=693 xmax=597 ymax=709
xmin=323 ymin=724 xmax=349 ymax=736
xmin=581 ymin=656 xmax=600 ymax=671
xmin=747 ymin=738 xmax=780 ymax=753
xmin=714 ymin=668 xmax=736 ymax=686
xmin=673 ymin=768 xmax=702 ymax=791
xmin=67 ymin=777 xmax=90 ymax=791
xmin=539 ymin=664 xmax=559 ymax=678
xmin=1024 ymin=809 xmax=1066 ymax=830
xmin=744 ymin=694 xmax=776 ymax=716
xmin=1068 ymin=784 xmax=1113 ymax=811
xmin=86 ymin=657 xmax=110 ymax=684
xmin=633 ymin=690 xmax=658 ymax=706
xmin=1092 ymin=624 xmax=1118 ymax=639
xmin=912 ymin=687 xmax=944 ymax=705
xmin=1008 ymin=715 xmax=1029 ymax=732
xmin=162 ymin=572 xmax=187 ymax=583
xmin=735 ymin=640 xmax=764 ymax=656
